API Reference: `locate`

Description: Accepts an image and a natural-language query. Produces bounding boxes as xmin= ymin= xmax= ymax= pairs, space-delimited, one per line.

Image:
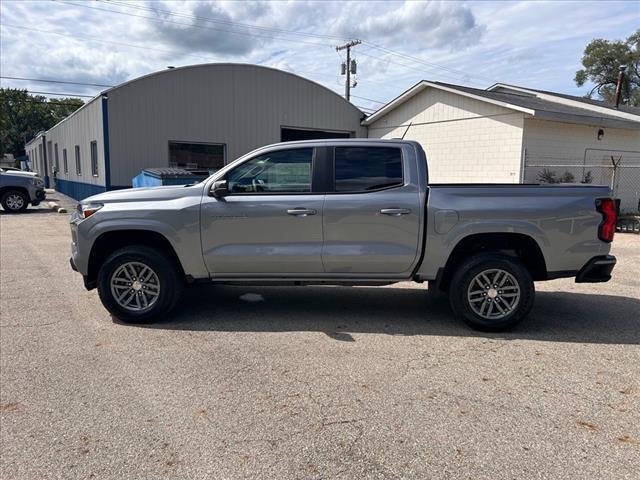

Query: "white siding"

xmin=107 ymin=64 xmax=367 ymax=186
xmin=44 ymin=98 xmax=106 ymax=187
xmin=25 ymin=137 xmax=44 ymax=177
xmin=523 ymin=118 xmax=640 ymax=211
xmin=367 ymin=87 xmax=525 ymax=183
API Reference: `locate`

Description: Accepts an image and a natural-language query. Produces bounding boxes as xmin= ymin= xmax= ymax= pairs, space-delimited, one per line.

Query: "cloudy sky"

xmin=1 ymin=0 xmax=637 ymax=113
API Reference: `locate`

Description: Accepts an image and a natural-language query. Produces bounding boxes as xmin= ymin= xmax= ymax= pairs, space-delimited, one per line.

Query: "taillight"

xmin=595 ymin=198 xmax=617 ymax=243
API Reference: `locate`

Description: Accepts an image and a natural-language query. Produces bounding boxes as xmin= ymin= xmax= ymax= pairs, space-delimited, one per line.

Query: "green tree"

xmin=0 ymin=89 xmax=84 ymax=158
xmin=574 ymin=30 xmax=639 ymax=106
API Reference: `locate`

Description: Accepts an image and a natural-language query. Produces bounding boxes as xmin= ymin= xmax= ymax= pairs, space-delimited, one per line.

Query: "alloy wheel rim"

xmin=6 ymin=194 xmax=24 ymax=210
xmin=467 ymin=269 xmax=520 ymax=321
xmin=110 ymin=261 xmax=161 ymax=312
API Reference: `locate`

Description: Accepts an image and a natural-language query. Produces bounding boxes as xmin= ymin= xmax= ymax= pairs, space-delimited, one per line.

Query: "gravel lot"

xmin=1 ymin=199 xmax=639 ymax=480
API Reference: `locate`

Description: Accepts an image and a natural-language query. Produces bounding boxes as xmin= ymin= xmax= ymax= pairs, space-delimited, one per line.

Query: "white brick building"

xmin=365 ymin=82 xmax=640 ymax=211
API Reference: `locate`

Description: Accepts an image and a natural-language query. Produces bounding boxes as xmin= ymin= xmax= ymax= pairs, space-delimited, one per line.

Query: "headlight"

xmin=77 ymin=202 xmax=104 ymax=218
xmin=32 ymin=177 xmax=44 ymax=187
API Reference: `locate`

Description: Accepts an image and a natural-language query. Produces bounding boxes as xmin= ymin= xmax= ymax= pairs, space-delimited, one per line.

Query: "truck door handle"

xmin=287 ymin=208 xmax=317 ymax=216
xmin=380 ymin=208 xmax=411 ymax=216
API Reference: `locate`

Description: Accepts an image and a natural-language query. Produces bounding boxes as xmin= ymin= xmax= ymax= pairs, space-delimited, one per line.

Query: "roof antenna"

xmin=401 ymin=122 xmax=413 ymax=139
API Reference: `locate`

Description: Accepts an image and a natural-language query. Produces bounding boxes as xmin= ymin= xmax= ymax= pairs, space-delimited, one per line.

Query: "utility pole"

xmin=336 ymin=40 xmax=361 ymax=101
xmin=614 ymin=65 xmax=627 ymax=108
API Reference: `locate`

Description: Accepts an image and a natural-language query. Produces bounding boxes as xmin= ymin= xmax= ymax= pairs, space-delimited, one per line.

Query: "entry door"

xmin=200 ymin=147 xmax=325 ymax=275
xmin=322 ymin=146 xmax=422 ymax=274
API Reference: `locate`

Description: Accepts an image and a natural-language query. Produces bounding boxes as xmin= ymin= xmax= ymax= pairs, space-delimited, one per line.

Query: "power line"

xmin=350 ymin=94 xmax=386 ymax=105
xmin=2 ymin=97 xmax=86 ymax=107
xmin=0 ymin=76 xmax=114 ymax=88
xmin=53 ymin=0 xmax=333 ymax=48
xmin=2 ymin=24 xmax=227 ymax=64
xmin=98 ymin=0 xmax=495 ymax=85
xmin=25 ymin=90 xmax=95 ymax=98
xmin=100 ymin=0 xmax=350 ymax=42
xmin=2 ymin=24 xmax=391 ymax=104
xmin=357 ymin=50 xmax=482 ymax=87
xmin=58 ymin=0 xmax=494 ymax=85
xmin=99 ymin=0 xmax=494 ymax=84
xmin=362 ymin=42 xmax=497 ymax=85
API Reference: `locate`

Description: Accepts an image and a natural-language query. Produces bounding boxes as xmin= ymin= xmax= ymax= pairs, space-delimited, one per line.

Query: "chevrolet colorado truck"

xmin=0 ymin=168 xmax=46 ymax=212
xmin=70 ymin=140 xmax=617 ymax=331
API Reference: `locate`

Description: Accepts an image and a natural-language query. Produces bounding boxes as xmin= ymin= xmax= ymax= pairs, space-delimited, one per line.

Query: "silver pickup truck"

xmin=70 ymin=139 xmax=618 ymax=331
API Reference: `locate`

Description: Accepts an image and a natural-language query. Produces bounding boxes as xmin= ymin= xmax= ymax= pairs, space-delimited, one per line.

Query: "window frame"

xmin=90 ymin=140 xmax=99 ymax=177
xmin=330 ymin=146 xmax=405 ymax=194
xmin=168 ymin=140 xmax=226 ymax=170
xmin=63 ymin=148 xmax=68 ymax=174
xmin=54 ymin=143 xmax=59 ymax=172
xmin=224 ymin=147 xmax=317 ymax=196
xmin=74 ymin=145 xmax=81 ymax=176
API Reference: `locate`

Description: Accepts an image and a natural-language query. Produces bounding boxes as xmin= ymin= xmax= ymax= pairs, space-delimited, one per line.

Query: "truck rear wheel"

xmin=449 ymin=253 xmax=534 ymax=331
xmin=97 ymin=246 xmax=184 ymax=323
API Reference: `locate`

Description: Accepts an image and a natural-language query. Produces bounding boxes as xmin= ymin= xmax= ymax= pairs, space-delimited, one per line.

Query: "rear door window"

xmin=334 ymin=146 xmax=403 ymax=192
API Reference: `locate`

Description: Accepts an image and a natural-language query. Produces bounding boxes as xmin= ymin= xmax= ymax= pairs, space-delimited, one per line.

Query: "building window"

xmin=47 ymin=141 xmax=53 ymax=171
xmin=90 ymin=141 xmax=98 ymax=176
xmin=38 ymin=144 xmax=43 ymax=174
xmin=168 ymin=141 xmax=225 ymax=171
xmin=63 ymin=149 xmax=68 ymax=173
xmin=281 ymin=127 xmax=351 ymax=142
xmin=334 ymin=147 xmax=403 ymax=192
xmin=54 ymin=143 xmax=59 ymax=172
xmin=75 ymin=145 xmax=81 ymax=175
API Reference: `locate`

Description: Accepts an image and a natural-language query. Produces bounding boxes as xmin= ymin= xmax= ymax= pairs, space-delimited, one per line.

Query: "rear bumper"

xmin=575 ymin=255 xmax=616 ymax=283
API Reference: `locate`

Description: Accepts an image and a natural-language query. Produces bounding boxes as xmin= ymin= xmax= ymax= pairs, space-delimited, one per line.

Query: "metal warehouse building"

xmin=25 ymin=63 xmax=366 ymax=199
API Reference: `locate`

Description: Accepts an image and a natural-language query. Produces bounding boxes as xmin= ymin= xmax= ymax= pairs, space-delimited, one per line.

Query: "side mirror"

xmin=210 ymin=180 xmax=228 ymax=198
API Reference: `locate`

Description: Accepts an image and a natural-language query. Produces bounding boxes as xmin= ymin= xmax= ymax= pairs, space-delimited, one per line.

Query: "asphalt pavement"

xmin=1 ymin=203 xmax=638 ymax=479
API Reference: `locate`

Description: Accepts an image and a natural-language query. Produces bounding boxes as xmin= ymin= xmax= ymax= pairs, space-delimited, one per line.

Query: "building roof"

xmin=30 ymin=63 xmax=365 ymax=142
xmin=488 ymin=83 xmax=640 ymax=116
xmin=363 ymin=80 xmax=640 ymax=130
xmin=102 ymin=63 xmax=363 ymax=115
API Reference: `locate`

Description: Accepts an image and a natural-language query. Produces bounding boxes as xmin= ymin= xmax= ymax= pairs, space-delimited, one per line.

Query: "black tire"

xmin=1 ymin=190 xmax=29 ymax=213
xmin=97 ymin=246 xmax=184 ymax=323
xmin=449 ymin=253 xmax=534 ymax=332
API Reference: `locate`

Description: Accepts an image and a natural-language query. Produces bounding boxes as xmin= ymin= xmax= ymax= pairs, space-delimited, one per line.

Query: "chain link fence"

xmin=523 ymin=148 xmax=640 ymax=214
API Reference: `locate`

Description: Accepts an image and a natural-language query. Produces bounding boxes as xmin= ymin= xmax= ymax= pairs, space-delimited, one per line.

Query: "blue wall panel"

xmin=55 ymin=179 xmax=131 ymax=200
xmin=55 ymin=179 xmax=106 ymax=201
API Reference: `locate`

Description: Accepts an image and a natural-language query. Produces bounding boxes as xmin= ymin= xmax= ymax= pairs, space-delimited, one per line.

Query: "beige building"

xmin=365 ymin=81 xmax=640 ymax=211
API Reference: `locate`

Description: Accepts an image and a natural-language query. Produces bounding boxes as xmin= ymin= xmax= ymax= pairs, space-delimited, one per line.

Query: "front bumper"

xmin=70 ymin=256 xmax=96 ymax=290
xmin=575 ymin=255 xmax=616 ymax=283
xmin=34 ymin=188 xmax=46 ymax=201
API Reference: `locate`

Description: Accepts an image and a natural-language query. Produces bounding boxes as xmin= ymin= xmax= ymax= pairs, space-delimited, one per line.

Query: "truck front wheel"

xmin=97 ymin=246 xmax=184 ymax=323
xmin=1 ymin=190 xmax=29 ymax=212
xmin=449 ymin=253 xmax=534 ymax=331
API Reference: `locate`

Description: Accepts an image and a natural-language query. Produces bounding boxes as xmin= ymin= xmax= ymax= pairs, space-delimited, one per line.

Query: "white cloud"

xmin=0 ymin=0 xmax=637 ymax=110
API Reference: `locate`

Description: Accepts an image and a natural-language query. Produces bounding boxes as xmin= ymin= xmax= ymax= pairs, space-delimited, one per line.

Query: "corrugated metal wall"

xmin=44 ymin=98 xmax=105 ymax=191
xmin=106 ymin=64 xmax=367 ymax=186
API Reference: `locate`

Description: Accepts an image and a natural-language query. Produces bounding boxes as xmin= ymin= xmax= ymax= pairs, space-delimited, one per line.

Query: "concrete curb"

xmin=46 ymin=201 xmax=67 ymax=214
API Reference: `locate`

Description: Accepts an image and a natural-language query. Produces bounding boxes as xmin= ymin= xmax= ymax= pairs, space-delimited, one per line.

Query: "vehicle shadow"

xmin=128 ymin=284 xmax=640 ymax=345
xmin=0 ymin=208 xmax=54 ymax=215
